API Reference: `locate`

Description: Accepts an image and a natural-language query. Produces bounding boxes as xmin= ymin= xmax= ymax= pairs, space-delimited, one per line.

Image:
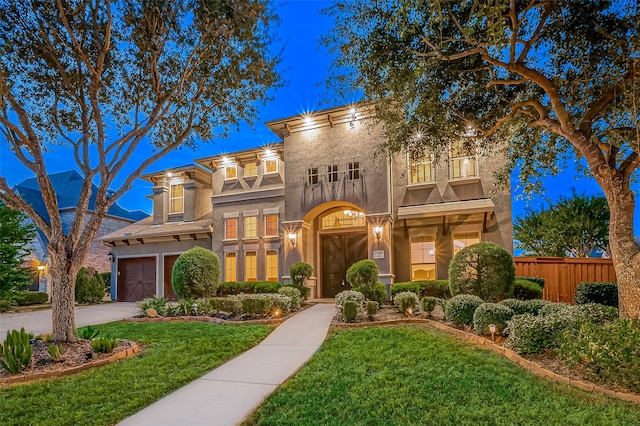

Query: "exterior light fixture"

xmin=287 ymin=232 xmax=297 ymax=248
xmin=273 ymin=309 xmax=281 ymax=318
xmin=304 ymin=116 xmax=313 ymax=124
xmin=373 ymin=226 xmax=383 ymax=241
xmin=37 ymin=264 xmax=46 ymax=272
xmin=488 ymin=323 xmax=497 ymax=341
xmin=107 ymin=251 xmax=115 ymax=263
xmin=192 ymin=303 xmax=198 ymax=316
xmin=166 ymin=172 xmax=173 ymax=177
xmin=349 ymin=108 xmax=356 ymax=114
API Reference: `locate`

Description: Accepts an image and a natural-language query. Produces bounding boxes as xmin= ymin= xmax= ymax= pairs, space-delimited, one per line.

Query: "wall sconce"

xmin=37 ymin=264 xmax=46 ymax=273
xmin=373 ymin=226 xmax=383 ymax=241
xmin=107 ymin=251 xmax=115 ymax=263
xmin=287 ymin=232 xmax=297 ymax=248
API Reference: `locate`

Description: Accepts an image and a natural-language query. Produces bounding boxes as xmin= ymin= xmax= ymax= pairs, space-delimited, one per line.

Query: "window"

xmin=266 ymin=250 xmax=278 ymax=282
xmin=264 ymin=158 xmax=278 ymax=174
xmin=450 ymin=140 xmax=478 ymax=180
xmin=408 ymin=153 xmax=433 ymax=184
xmin=307 ymin=167 xmax=318 ymax=185
xmin=321 ymin=209 xmax=366 ymax=229
xmin=244 ymin=216 xmax=257 ymax=238
xmin=244 ymin=162 xmax=257 ymax=177
xmin=245 ymin=252 xmax=257 ymax=282
xmin=347 ymin=161 xmax=360 ymax=180
xmin=225 ymin=218 xmax=238 ymax=240
xmin=453 ymin=232 xmax=480 ymax=255
xmin=225 ymin=253 xmax=237 ymax=282
xmin=169 ymin=184 xmax=184 ymax=214
xmin=327 ymin=164 xmax=339 ymax=183
xmin=224 ymin=165 xmax=237 ymax=180
xmin=265 ymin=214 xmax=278 ymax=237
xmin=411 ymin=236 xmax=436 ymax=281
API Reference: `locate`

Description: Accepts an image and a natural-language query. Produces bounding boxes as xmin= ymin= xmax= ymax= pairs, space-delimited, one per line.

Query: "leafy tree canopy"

xmin=0 ymin=204 xmax=36 ymax=294
xmin=514 ymin=192 xmax=610 ymax=257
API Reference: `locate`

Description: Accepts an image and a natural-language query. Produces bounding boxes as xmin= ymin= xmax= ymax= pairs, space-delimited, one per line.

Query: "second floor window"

xmin=244 ymin=216 xmax=257 ymax=238
xmin=347 ymin=161 xmax=360 ymax=180
xmin=450 ymin=140 xmax=478 ymax=180
xmin=224 ymin=165 xmax=237 ymax=180
xmin=169 ymin=184 xmax=183 ymax=214
xmin=265 ymin=214 xmax=278 ymax=237
xmin=307 ymin=167 xmax=318 ymax=185
xmin=244 ymin=162 xmax=257 ymax=177
xmin=327 ymin=164 xmax=339 ymax=183
xmin=409 ymin=154 xmax=433 ymax=184
xmin=264 ymin=158 xmax=278 ymax=174
xmin=225 ymin=218 xmax=238 ymax=239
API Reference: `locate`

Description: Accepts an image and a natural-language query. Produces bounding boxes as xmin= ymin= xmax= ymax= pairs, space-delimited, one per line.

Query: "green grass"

xmin=0 ymin=321 xmax=272 ymax=426
xmin=245 ymin=325 xmax=640 ymax=426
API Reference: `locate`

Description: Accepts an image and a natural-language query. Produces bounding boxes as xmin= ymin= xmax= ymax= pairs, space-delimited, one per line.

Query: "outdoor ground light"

xmin=287 ymin=232 xmax=297 ymax=248
xmin=192 ymin=303 xmax=198 ymax=316
xmin=373 ymin=225 xmax=383 ymax=240
xmin=488 ymin=324 xmax=497 ymax=341
xmin=273 ymin=309 xmax=281 ymax=318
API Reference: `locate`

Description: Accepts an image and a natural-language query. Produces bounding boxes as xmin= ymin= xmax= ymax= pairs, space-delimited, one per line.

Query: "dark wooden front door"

xmin=321 ymin=232 xmax=368 ymax=298
xmin=163 ymin=255 xmax=179 ymax=301
xmin=117 ymin=257 xmax=156 ymax=302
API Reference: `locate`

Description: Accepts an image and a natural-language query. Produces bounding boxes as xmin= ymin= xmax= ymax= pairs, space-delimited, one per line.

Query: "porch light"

xmin=373 ymin=226 xmax=383 ymax=241
xmin=166 ymin=172 xmax=173 ymax=177
xmin=304 ymin=115 xmax=313 ymax=124
xmin=107 ymin=251 xmax=115 ymax=263
xmin=37 ymin=264 xmax=46 ymax=272
xmin=287 ymin=232 xmax=297 ymax=248
xmin=488 ymin=323 xmax=497 ymax=341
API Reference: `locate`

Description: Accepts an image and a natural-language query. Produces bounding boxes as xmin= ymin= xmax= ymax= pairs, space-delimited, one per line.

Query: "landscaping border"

xmin=331 ymin=317 xmax=640 ymax=405
xmin=0 ymin=341 xmax=140 ymax=388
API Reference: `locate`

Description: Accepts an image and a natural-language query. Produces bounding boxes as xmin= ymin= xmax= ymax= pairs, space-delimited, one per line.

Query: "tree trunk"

xmin=49 ymin=248 xmax=81 ymax=342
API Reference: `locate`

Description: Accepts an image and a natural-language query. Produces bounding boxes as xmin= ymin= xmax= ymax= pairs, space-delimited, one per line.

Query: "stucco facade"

xmin=103 ymin=104 xmax=512 ymax=301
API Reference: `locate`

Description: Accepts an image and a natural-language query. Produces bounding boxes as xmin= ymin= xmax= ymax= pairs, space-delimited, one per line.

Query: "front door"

xmin=321 ymin=232 xmax=368 ymax=298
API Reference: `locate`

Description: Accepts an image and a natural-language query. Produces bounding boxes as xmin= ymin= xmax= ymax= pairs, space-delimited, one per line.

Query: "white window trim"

xmin=407 ymin=154 xmax=435 ymax=186
xmin=224 ymin=165 xmax=238 ymax=180
xmin=263 ymin=158 xmax=279 ymax=175
xmin=244 ymin=162 xmax=258 ymax=178
xmin=169 ymin=184 xmax=184 ymax=214
xmin=449 ymin=141 xmax=479 ymax=181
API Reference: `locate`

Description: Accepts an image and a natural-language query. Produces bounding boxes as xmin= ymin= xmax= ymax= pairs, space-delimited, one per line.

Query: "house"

xmin=102 ymin=104 xmax=512 ymax=301
xmin=15 ymin=171 xmax=148 ymax=292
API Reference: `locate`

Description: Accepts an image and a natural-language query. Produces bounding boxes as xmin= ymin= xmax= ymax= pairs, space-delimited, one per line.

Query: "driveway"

xmin=0 ymin=302 xmax=138 ymax=341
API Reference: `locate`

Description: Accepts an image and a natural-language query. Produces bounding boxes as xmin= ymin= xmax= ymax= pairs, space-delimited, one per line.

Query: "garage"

xmin=117 ymin=257 xmax=157 ymax=302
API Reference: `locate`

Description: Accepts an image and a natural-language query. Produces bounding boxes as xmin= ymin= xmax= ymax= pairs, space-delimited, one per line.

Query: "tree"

xmin=0 ymin=204 xmax=36 ymax=295
xmin=514 ymin=192 xmax=610 ymax=257
xmin=0 ymin=0 xmax=281 ymax=341
xmin=324 ymin=1 xmax=640 ymax=318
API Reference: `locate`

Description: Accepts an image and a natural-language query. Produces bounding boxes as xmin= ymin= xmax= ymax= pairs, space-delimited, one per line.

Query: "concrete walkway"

xmin=119 ymin=303 xmax=335 ymax=426
xmin=0 ymin=302 xmax=138 ymax=341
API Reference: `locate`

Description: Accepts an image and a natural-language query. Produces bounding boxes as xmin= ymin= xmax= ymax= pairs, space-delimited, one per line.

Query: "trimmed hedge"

xmin=448 ymin=242 xmax=515 ymax=302
xmin=444 ymin=294 xmax=484 ymax=326
xmin=209 ymin=297 xmax=242 ymax=314
xmin=0 ymin=299 xmax=11 ymax=312
xmin=516 ymin=276 xmax=545 ymax=290
xmin=278 ymin=286 xmax=301 ymax=310
xmin=241 ymin=297 xmax=273 ymax=316
xmin=574 ymin=282 xmax=618 ymax=307
xmin=218 ymin=281 xmax=282 ymax=296
xmin=473 ymin=303 xmax=514 ymax=335
xmin=343 ymin=300 xmax=358 ymax=322
xmin=421 ymin=296 xmax=438 ymax=314
xmin=512 ymin=279 xmax=543 ymax=300
xmin=354 ymin=282 xmax=387 ymax=305
xmin=390 ymin=280 xmax=450 ymax=298
xmin=18 ymin=291 xmax=49 ymax=306
xmin=500 ymin=298 xmax=550 ymax=316
xmin=366 ymin=301 xmax=379 ymax=319
xmin=172 ymin=247 xmax=220 ymax=299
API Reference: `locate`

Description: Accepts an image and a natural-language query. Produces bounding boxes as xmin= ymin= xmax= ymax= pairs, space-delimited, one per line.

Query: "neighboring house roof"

xmin=101 ymin=212 xmax=213 ymax=244
xmin=14 ymin=170 xmax=149 ymax=227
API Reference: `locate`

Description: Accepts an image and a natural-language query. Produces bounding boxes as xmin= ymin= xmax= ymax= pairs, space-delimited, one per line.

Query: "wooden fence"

xmin=514 ymin=257 xmax=617 ymax=303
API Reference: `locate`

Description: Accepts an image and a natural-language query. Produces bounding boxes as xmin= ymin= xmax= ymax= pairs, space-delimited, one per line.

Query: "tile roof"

xmin=101 ymin=212 xmax=213 ymax=242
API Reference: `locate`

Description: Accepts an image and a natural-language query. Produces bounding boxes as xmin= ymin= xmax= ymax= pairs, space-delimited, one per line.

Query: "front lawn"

xmin=245 ymin=325 xmax=640 ymax=425
xmin=0 ymin=322 xmax=273 ymax=426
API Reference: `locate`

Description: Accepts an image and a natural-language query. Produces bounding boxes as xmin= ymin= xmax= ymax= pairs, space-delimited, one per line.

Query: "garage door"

xmin=117 ymin=257 xmax=157 ymax=302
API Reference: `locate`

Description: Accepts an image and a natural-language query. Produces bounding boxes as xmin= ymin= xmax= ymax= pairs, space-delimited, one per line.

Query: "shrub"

xmin=473 ymin=303 xmax=514 ymax=335
xmin=393 ymin=291 xmax=421 ymax=315
xmin=193 ymin=298 xmax=213 ymax=316
xmin=354 ymin=282 xmax=387 ymax=305
xmin=209 ymin=297 xmax=242 ymax=314
xmin=573 ymin=303 xmax=619 ymax=323
xmin=285 ymin=283 xmax=310 ymax=300
xmin=557 ymin=319 xmax=640 ymax=393
xmin=500 ymin=298 xmax=551 ymax=316
xmin=574 ymin=282 xmax=618 ymax=307
xmin=22 ymin=291 xmax=49 ymax=305
xmin=278 ymin=286 xmax=301 ymax=310
xmin=505 ymin=312 xmax=574 ymax=354
xmin=138 ymin=296 xmax=168 ymax=317
xmin=77 ymin=325 xmax=100 ymax=339
xmin=290 ymin=262 xmax=313 ymax=299
xmin=421 ymin=297 xmax=438 ymax=315
xmin=448 ymin=242 xmax=515 ymax=302
xmin=512 ymin=279 xmax=543 ymax=300
xmin=346 ymin=260 xmax=378 ymax=289
xmin=100 ymin=272 xmax=112 ymax=291
xmin=343 ymin=300 xmax=359 ymax=322
xmin=335 ymin=290 xmax=365 ymax=321
xmin=75 ymin=267 xmax=105 ymax=304
xmin=444 ymin=294 xmax=484 ymax=326
xmin=366 ymin=301 xmax=379 ymax=319
xmin=218 ymin=281 xmax=255 ymax=295
xmin=170 ymin=298 xmax=195 ymax=316
xmin=237 ymin=293 xmax=293 ymax=314
xmin=241 ymin=297 xmax=273 ymax=316
xmin=91 ymin=336 xmax=119 ymax=353
xmin=0 ymin=328 xmax=33 ymax=374
xmin=390 ymin=282 xmax=419 ymax=297
xmin=0 ymin=299 xmax=11 ymax=312
xmin=391 ymin=281 xmax=451 ymax=299
xmin=255 ymin=281 xmax=282 ymax=294
xmin=516 ymin=276 xmax=545 ymax=290
xmin=172 ymin=247 xmax=220 ymax=299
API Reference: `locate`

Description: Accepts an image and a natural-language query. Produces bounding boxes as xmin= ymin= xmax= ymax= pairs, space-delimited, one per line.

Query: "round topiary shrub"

xmin=393 ymin=291 xmax=421 ymax=315
xmin=421 ymin=296 xmax=438 ymax=315
xmin=335 ymin=290 xmax=365 ymax=322
xmin=444 ymin=294 xmax=484 ymax=326
xmin=574 ymin=282 xmax=618 ymax=307
xmin=448 ymin=242 xmax=515 ymax=302
xmin=171 ymin=247 xmax=220 ymax=299
xmin=347 ymin=260 xmax=378 ymax=289
xmin=512 ymin=279 xmax=543 ymax=300
xmin=472 ymin=302 xmax=514 ymax=335
xmin=289 ymin=262 xmax=313 ymax=299
xmin=278 ymin=286 xmax=301 ymax=310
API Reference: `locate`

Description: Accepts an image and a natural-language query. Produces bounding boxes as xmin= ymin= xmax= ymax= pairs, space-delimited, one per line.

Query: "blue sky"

xmin=0 ymin=0 xmax=634 ymax=235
